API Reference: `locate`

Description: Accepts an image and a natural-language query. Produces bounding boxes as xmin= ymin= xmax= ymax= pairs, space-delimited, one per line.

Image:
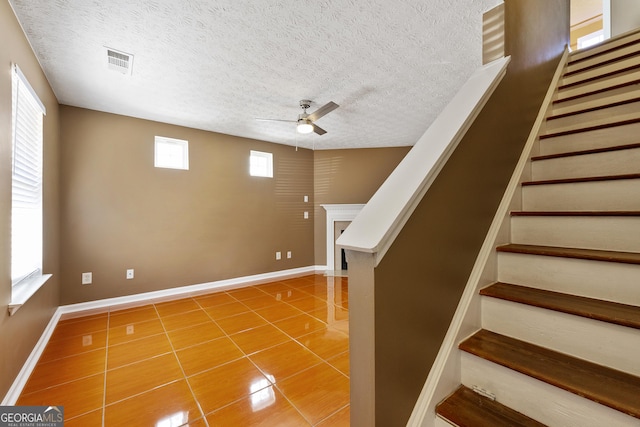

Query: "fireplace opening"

xmin=340 ymin=230 xmax=348 ymax=270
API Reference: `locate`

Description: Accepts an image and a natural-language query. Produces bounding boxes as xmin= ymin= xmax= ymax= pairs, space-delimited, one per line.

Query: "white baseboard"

xmin=2 ymin=265 xmax=323 ymax=405
xmin=1 ymin=308 xmax=62 ymax=406
xmin=58 ymin=265 xmax=323 ymax=318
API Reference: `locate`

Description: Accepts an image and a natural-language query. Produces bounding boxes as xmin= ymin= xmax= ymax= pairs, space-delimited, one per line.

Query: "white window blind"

xmin=11 ymin=64 xmax=46 ymax=286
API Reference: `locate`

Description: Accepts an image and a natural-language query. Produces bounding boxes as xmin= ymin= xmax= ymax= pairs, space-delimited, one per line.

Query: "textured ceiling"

xmin=10 ymin=0 xmax=500 ymax=150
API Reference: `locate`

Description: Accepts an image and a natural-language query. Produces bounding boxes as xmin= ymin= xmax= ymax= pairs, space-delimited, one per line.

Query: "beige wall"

xmin=313 ymin=147 xmax=410 ymax=266
xmin=570 ymin=19 xmax=603 ymax=50
xmin=0 ymin=1 xmax=61 ymax=398
xmin=372 ymin=0 xmax=570 ymax=425
xmin=59 ymin=107 xmax=315 ymax=304
xmin=608 ymin=0 xmax=640 ymax=37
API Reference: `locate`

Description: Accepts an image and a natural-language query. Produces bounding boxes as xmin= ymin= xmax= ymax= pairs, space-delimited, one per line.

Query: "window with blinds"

xmin=11 ymin=64 xmax=46 ymax=287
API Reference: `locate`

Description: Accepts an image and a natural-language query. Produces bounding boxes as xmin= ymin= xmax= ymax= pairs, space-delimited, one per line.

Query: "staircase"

xmin=435 ymin=31 xmax=640 ymax=426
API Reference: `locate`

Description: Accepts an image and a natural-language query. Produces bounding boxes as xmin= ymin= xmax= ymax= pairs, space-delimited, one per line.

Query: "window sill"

xmin=8 ymin=274 xmax=52 ymax=316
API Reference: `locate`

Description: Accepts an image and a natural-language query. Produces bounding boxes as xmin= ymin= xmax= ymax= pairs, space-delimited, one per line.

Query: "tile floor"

xmin=17 ymin=274 xmax=350 ymax=426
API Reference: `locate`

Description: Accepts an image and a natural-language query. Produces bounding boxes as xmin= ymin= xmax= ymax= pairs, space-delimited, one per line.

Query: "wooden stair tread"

xmin=511 ymin=210 xmax=640 ymax=217
xmin=547 ymin=96 xmax=640 ymax=121
xmin=460 ymin=330 xmax=640 ymax=418
xmin=496 ymin=244 xmax=640 ymax=265
xmin=522 ymin=173 xmax=640 ymax=186
xmin=436 ymin=385 xmax=546 ymax=427
xmin=480 ymin=282 xmax=640 ymax=329
xmin=568 ymin=43 xmax=640 ymax=71
xmin=539 ymin=116 xmax=640 ymax=139
xmin=559 ymin=62 xmax=640 ymax=90
xmin=532 ymin=142 xmax=640 ymax=161
xmin=552 ymin=79 xmax=640 ymax=105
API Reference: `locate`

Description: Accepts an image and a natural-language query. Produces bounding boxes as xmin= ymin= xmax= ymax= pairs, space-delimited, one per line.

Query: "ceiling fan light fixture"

xmin=296 ymin=119 xmax=314 ymax=134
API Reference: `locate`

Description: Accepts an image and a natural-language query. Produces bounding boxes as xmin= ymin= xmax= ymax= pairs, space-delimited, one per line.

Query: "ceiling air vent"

xmin=106 ymin=48 xmax=133 ymax=75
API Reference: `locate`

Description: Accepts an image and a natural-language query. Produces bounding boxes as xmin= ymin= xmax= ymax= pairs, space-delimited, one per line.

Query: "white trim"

xmin=57 ymin=266 xmax=317 ymax=316
xmin=12 ymin=64 xmax=46 ymax=115
xmin=8 ymin=274 xmax=52 ymax=316
xmin=406 ymin=48 xmax=570 ymax=427
xmin=154 ymin=136 xmax=189 ymax=170
xmin=337 ymin=56 xmax=510 ymax=267
xmin=249 ymin=150 xmax=274 ymax=178
xmin=603 ymin=0 xmax=612 ymax=39
xmin=1 ymin=307 xmax=61 ymax=405
xmin=2 ymin=265 xmax=319 ymax=404
xmin=321 ymin=204 xmax=365 ymax=270
xmin=313 ymin=264 xmax=328 ymax=272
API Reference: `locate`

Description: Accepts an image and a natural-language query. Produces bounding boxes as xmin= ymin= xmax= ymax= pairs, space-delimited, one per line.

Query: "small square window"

xmin=250 ymin=150 xmax=273 ymax=178
xmin=577 ymin=30 xmax=604 ymax=49
xmin=155 ymin=136 xmax=189 ymax=170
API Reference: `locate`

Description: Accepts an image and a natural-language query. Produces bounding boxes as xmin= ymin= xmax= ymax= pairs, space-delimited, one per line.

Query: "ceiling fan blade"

xmin=255 ymin=118 xmax=296 ymax=123
xmin=307 ymin=101 xmax=339 ymax=122
xmin=312 ymin=124 xmax=327 ymax=135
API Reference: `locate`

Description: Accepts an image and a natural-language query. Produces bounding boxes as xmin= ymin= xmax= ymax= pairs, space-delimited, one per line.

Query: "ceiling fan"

xmin=256 ymin=100 xmax=339 ymax=135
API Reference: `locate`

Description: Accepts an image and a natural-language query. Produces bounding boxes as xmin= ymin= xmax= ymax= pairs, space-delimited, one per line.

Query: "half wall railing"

xmin=336 ymin=55 xmax=510 ymax=426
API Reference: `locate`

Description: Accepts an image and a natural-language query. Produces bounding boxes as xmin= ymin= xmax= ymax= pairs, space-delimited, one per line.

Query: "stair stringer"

xmin=406 ymin=48 xmax=570 ymax=427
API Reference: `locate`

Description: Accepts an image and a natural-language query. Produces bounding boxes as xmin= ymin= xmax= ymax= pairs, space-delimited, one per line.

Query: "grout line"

xmin=101 ymin=309 xmax=111 ymax=427
xmin=102 ymin=378 xmax=184 ymax=408
xmin=240 ymin=285 xmax=319 ymax=426
xmin=153 ymin=301 xmax=212 ymax=427
xmin=195 ymin=281 xmax=341 ymax=423
xmin=325 ymin=350 xmax=351 ymax=380
xmin=251 ymin=280 xmax=348 ymax=425
xmin=20 ymin=274 xmax=347 ymax=426
xmin=313 ymin=402 xmax=350 ymax=426
xmin=192 ymin=289 xmax=273 ymax=420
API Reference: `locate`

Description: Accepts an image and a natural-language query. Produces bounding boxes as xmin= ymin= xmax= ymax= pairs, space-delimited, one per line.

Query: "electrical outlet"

xmin=82 ymin=272 xmax=92 ymax=285
xmin=304 ymin=211 xmax=309 ymax=219
xmin=304 ymin=195 xmax=308 ymax=202
xmin=287 ymin=251 xmax=292 ymax=259
xmin=126 ymin=269 xmax=134 ymax=279
xmin=275 ymin=251 xmax=282 ymax=260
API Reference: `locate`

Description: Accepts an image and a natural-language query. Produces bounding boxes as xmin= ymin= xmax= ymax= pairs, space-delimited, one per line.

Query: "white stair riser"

xmin=539 ymin=122 xmax=640 ymax=156
xmin=461 ymin=353 xmax=640 ymax=427
xmin=557 ymin=70 xmax=640 ymax=101
xmin=568 ymin=41 xmax=640 ymax=74
xmin=481 ymin=297 xmax=640 ymax=376
xmin=497 ymin=252 xmax=640 ymax=305
xmin=551 ymin=88 xmax=640 ymax=117
xmin=435 ymin=416 xmax=454 ymax=427
xmin=522 ymin=179 xmax=640 ymax=211
xmin=546 ymin=102 xmax=640 ymax=133
xmin=510 ymin=215 xmax=640 ymax=252
xmin=532 ymin=148 xmax=640 ymax=181
xmin=562 ymin=54 xmax=640 ymax=86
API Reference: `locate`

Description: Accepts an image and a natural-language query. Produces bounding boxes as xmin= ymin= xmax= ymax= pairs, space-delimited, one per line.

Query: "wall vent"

xmin=106 ymin=48 xmax=133 ymax=75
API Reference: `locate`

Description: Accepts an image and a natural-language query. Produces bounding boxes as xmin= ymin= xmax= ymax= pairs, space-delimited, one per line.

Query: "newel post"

xmin=345 ymin=249 xmax=377 ymax=427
